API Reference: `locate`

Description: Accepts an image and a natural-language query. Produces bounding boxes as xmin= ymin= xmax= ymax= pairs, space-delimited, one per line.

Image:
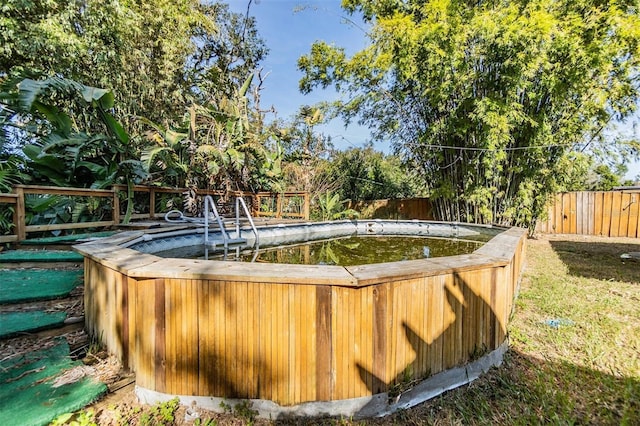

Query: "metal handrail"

xmin=236 ymin=196 xmax=259 ymax=247
xmin=203 ymin=195 xmax=259 ymax=251
xmin=204 ymin=195 xmax=230 ymax=249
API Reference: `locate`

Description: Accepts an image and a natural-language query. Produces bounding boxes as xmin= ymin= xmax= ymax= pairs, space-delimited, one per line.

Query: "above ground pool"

xmin=75 ymin=219 xmax=527 ymax=419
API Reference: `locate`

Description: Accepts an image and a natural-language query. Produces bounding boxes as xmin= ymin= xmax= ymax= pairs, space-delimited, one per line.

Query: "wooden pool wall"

xmin=79 ymin=225 xmax=526 ymax=406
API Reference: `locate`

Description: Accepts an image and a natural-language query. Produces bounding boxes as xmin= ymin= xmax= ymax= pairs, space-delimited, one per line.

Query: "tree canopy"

xmin=0 ymin=0 xmax=267 ymax=129
xmin=299 ymin=0 xmax=640 ymax=227
xmin=0 ymin=1 xmax=279 ymax=192
xmin=326 ymin=147 xmax=420 ymax=202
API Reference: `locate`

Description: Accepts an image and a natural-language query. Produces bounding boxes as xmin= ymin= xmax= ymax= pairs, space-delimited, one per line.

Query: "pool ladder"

xmin=203 ymin=195 xmax=259 ymax=251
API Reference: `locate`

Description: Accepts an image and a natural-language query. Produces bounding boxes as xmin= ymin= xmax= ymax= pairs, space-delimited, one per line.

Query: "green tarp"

xmin=20 ymin=231 xmax=116 ymax=245
xmin=0 ymin=250 xmax=83 ymax=263
xmin=0 ymin=269 xmax=83 ymax=304
xmin=0 ymin=311 xmax=67 ymax=338
xmin=0 ymin=339 xmax=107 ymax=426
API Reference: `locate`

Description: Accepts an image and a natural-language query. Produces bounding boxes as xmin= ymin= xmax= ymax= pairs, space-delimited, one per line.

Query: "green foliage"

xmin=0 ymin=1 xmax=277 ymax=198
xmin=139 ymin=397 xmax=180 ymax=426
xmin=50 ymin=409 xmax=97 ymax=426
xmin=278 ymin=105 xmax=339 ymax=207
xmin=2 ymin=75 xmax=142 ymax=184
xmin=590 ymin=164 xmax=624 ymax=190
xmin=0 ymin=155 xmax=25 ymax=191
xmin=141 ymin=74 xmax=284 ymax=193
xmin=0 ymin=0 xmax=269 ymax=140
xmin=299 ymin=0 xmax=640 ymax=228
xmin=554 ymin=154 xmax=629 ymax=191
xmin=219 ymin=400 xmax=258 ymax=424
xmin=0 ymin=207 xmax=14 ymax=238
xmin=193 ymin=418 xmax=218 ymax=426
xmin=325 ymin=147 xmax=420 ymax=202
xmin=1 ymin=75 xmax=145 ymax=222
xmin=316 ymin=191 xmax=360 ymax=221
xmin=23 ymin=193 xmax=111 ymax=234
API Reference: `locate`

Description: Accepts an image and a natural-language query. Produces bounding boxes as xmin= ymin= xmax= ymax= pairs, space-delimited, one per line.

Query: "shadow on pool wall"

xmin=74 ymin=221 xmax=526 ymax=419
xmin=354 ymin=273 xmax=504 ymax=417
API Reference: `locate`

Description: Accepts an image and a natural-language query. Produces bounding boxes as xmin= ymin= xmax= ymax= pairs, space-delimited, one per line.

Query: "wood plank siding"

xmin=80 ymin=226 xmax=526 ymax=405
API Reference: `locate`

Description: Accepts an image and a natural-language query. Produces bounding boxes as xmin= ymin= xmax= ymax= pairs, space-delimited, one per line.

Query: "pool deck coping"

xmin=74 ymin=223 xmax=526 ymax=288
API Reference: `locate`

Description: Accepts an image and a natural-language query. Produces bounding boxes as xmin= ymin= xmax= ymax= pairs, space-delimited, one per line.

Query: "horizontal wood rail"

xmin=1 ymin=185 xmax=310 ymax=243
xmin=0 ymin=193 xmax=18 ymax=203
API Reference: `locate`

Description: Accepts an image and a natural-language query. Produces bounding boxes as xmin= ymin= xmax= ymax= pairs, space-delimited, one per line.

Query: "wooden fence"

xmin=254 ymin=192 xmax=310 ymax=219
xmin=351 ymin=192 xmax=640 ymax=238
xmin=536 ymin=190 xmax=640 ymax=238
xmin=6 ymin=187 xmax=637 ymax=242
xmin=0 ymin=185 xmax=309 ymax=243
xmin=350 ymin=198 xmax=433 ymax=220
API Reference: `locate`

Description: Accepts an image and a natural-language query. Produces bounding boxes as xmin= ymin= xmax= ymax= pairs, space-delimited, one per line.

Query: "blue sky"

xmin=227 ymin=0 xmax=375 ymax=150
xmin=228 ymin=0 xmax=640 ymax=180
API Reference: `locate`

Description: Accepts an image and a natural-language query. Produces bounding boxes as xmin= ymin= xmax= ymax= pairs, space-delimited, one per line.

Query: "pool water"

xmin=204 ymin=235 xmax=484 ymax=266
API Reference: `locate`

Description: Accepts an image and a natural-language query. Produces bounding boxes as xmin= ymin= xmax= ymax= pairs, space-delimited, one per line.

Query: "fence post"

xmin=13 ymin=186 xmax=26 ymax=242
xmin=112 ymin=186 xmax=120 ymax=225
xmin=276 ymin=193 xmax=283 ymax=219
xmin=149 ymin=187 xmax=156 ymax=219
xmin=249 ymin=194 xmax=258 ymax=217
xmin=303 ymin=192 xmax=310 ymax=220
